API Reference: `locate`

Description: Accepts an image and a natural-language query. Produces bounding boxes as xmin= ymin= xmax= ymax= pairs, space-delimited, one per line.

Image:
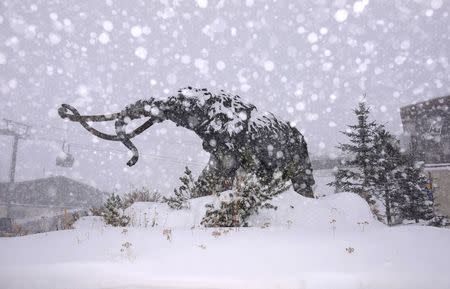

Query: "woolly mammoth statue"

xmin=58 ymin=87 xmax=315 ymax=197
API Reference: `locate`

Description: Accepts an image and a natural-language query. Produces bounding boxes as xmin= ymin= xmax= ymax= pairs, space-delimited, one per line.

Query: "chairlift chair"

xmin=56 ymin=142 xmax=75 ymax=168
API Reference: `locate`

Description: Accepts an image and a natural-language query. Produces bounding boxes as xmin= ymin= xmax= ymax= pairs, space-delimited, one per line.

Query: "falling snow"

xmin=196 ymin=0 xmax=208 ymax=9
xmin=0 ymin=0 xmax=448 ymax=212
xmin=134 ymin=46 xmax=148 ymax=60
xmin=0 ymin=52 xmax=6 ymax=64
xmin=98 ymin=32 xmax=110 ymax=44
xmin=216 ymin=60 xmax=226 ymax=70
xmin=334 ymin=9 xmax=349 ymax=23
xmin=130 ymin=26 xmax=143 ymax=38
xmin=263 ymin=60 xmax=274 ymax=71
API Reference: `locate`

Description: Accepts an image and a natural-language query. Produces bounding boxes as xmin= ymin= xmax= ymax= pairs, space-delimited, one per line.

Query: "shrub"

xmin=91 ymin=187 xmax=160 ymax=226
xmin=90 ymin=206 xmax=105 ymax=216
xmin=122 ymin=186 xmax=162 ymax=208
xmin=201 ymin=170 xmax=289 ymax=227
xmin=428 ymin=214 xmax=450 ymax=228
xmin=102 ymin=194 xmax=130 ymax=227
xmin=164 ymin=167 xmax=195 ymax=209
xmin=62 ymin=210 xmax=82 ymax=230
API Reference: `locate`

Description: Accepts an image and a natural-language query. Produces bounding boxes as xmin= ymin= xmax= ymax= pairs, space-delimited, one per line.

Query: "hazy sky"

xmin=0 ymin=0 xmax=448 ymax=192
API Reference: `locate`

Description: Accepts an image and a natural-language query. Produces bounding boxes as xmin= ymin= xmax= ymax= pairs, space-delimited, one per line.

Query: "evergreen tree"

xmin=164 ymin=167 xmax=195 ymax=209
xmin=201 ymin=169 xmax=289 ymax=227
xmin=329 ymin=100 xmax=443 ymax=227
xmin=102 ymin=193 xmax=130 ymax=227
xmin=370 ymin=126 xmax=404 ymax=225
xmin=194 ymin=169 xmax=223 ymax=197
xmin=397 ymin=156 xmax=434 ymax=223
xmin=329 ymin=100 xmax=378 ymax=204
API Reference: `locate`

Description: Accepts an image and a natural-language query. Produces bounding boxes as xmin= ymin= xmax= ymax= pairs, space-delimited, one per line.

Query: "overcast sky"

xmin=0 ymin=0 xmax=448 ymax=192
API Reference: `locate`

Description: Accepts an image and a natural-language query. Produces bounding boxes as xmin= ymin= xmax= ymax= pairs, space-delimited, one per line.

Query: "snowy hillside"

xmin=1 ymin=190 xmax=450 ymax=289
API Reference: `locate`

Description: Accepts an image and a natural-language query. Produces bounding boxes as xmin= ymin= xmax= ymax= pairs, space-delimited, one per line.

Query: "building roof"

xmin=400 ymin=95 xmax=449 ymax=121
xmin=0 ymin=176 xmax=105 ymax=208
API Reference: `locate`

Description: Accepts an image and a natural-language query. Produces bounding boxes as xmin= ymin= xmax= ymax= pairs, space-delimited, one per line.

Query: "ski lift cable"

xmin=14 ymin=126 xmax=204 ymax=167
xmin=23 ymin=135 xmax=206 ymax=168
xmin=34 ymin=124 xmax=203 ymax=148
xmin=34 ymin=137 xmax=206 ymax=168
xmin=68 ymin=142 xmax=207 ymax=167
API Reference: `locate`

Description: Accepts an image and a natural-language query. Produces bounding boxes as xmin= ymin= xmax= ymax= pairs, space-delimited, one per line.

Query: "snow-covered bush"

xmin=101 ymin=194 xmax=130 ymax=227
xmin=61 ymin=211 xmax=82 ymax=230
xmin=428 ymin=214 xmax=450 ymax=228
xmin=90 ymin=187 xmax=160 ymax=225
xmin=90 ymin=206 xmax=105 ymax=216
xmin=164 ymin=167 xmax=195 ymax=209
xmin=201 ymin=170 xmax=290 ymax=227
xmin=122 ymin=186 xmax=162 ymax=208
xmin=194 ymin=170 xmax=224 ymax=197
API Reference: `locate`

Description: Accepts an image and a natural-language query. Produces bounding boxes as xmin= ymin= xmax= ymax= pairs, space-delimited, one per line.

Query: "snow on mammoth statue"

xmin=58 ymin=87 xmax=315 ymax=197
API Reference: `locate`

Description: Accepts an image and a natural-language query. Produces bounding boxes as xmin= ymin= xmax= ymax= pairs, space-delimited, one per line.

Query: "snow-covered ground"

xmin=1 ymin=190 xmax=450 ymax=289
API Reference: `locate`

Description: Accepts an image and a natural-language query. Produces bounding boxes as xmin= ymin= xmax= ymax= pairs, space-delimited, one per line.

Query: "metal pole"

xmin=9 ymin=135 xmax=19 ymax=183
xmin=1 ymin=119 xmax=30 ymax=183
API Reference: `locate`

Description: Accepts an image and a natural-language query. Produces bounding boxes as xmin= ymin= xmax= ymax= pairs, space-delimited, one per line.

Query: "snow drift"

xmin=121 ymin=189 xmax=381 ymax=231
xmin=1 ymin=189 xmax=449 ymax=289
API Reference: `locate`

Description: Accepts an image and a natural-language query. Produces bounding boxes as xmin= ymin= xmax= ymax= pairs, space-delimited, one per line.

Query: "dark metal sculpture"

xmin=58 ymin=87 xmax=315 ymax=197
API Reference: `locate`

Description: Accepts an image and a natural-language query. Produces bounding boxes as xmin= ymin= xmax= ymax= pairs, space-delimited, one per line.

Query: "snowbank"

xmin=1 ymin=189 xmax=449 ymax=289
xmin=121 ymin=189 xmax=381 ymax=232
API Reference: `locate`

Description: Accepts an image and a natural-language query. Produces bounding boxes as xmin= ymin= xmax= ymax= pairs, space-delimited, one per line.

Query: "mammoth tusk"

xmin=58 ymin=104 xmax=122 ymax=141
xmin=115 ymin=118 xmax=139 ymax=166
xmin=58 ymin=103 xmax=157 ymax=166
xmin=58 ymin=104 xmax=121 ymax=122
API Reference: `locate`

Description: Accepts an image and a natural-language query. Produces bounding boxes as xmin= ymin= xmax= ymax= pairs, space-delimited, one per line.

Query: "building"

xmin=400 ymin=95 xmax=449 ymax=164
xmin=0 ymin=176 xmax=105 ymax=235
xmin=400 ymin=95 xmax=450 ymax=217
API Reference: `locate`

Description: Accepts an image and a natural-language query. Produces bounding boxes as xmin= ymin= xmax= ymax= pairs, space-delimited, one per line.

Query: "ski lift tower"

xmin=0 ymin=119 xmax=31 ymax=183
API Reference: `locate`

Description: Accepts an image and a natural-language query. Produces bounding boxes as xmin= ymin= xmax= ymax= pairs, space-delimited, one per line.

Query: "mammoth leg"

xmin=291 ymin=172 xmax=315 ymax=198
xmin=290 ymin=154 xmax=315 ymax=198
xmin=288 ymin=133 xmax=315 ymax=198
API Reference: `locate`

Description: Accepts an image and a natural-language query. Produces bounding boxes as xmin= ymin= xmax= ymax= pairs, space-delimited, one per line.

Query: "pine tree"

xmin=194 ymin=169 xmax=223 ymax=197
xmin=102 ymin=193 xmax=130 ymax=227
xmin=201 ymin=169 xmax=289 ymax=227
xmin=397 ymin=156 xmax=434 ymax=223
xmin=370 ymin=126 xmax=404 ymax=225
xmin=329 ymin=100 xmax=378 ymax=204
xmin=329 ymin=100 xmax=444 ymax=227
xmin=164 ymin=167 xmax=195 ymax=209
